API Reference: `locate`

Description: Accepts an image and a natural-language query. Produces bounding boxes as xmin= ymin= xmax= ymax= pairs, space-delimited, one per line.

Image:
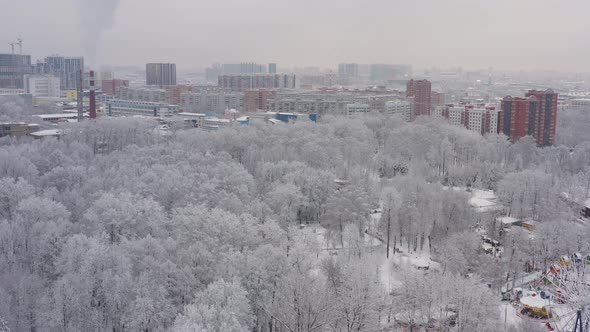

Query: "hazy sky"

xmin=2 ymin=0 xmax=590 ymax=71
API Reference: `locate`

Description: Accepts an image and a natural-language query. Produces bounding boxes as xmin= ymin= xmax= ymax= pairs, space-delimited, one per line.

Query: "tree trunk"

xmin=386 ymin=209 xmax=391 ymax=259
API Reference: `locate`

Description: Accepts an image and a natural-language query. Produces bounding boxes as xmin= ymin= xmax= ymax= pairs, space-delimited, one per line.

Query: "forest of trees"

xmin=0 ymin=96 xmax=589 ymax=331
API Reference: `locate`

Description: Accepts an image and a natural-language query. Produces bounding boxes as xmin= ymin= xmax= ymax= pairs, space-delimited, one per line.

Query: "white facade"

xmin=467 ymin=109 xmax=483 ymax=134
xmin=107 ymin=99 xmax=179 ymax=117
xmin=448 ymin=107 xmax=464 ymax=127
xmin=385 ymin=100 xmax=412 ymax=121
xmin=488 ymin=109 xmax=498 ymax=134
xmin=432 ymin=106 xmax=445 ymax=120
xmin=24 ymin=75 xmax=60 ymax=97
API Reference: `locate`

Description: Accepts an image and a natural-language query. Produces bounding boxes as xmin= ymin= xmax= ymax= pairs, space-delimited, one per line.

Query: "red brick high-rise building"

xmin=406 ymin=79 xmax=431 ymax=119
xmin=499 ymin=89 xmax=557 ymax=146
xmin=244 ymin=89 xmax=276 ymax=112
xmin=431 ymin=91 xmax=445 ymax=108
xmin=499 ymin=96 xmax=535 ymax=142
xmin=525 ymin=89 xmax=558 ymax=146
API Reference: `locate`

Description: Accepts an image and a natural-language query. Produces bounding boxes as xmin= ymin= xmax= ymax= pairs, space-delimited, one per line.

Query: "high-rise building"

xmin=500 ymin=90 xmax=558 ymax=146
xmin=101 ymin=79 xmax=129 ymax=96
xmin=35 ymin=56 xmax=84 ymax=90
xmin=431 ymin=91 xmax=445 ymax=107
xmin=268 ymin=63 xmax=277 ymax=74
xmin=218 ymin=74 xmax=296 ymax=91
xmin=0 ymin=54 xmax=33 ymax=89
xmin=64 ymin=57 xmax=84 ymax=90
xmin=244 ymin=89 xmax=276 ymax=112
xmin=499 ymin=96 xmax=538 ymax=143
xmin=165 ymin=85 xmax=192 ymax=105
xmin=23 ymin=75 xmax=61 ymax=97
xmin=369 ymin=64 xmax=395 ymax=83
xmin=406 ymin=79 xmax=431 ymax=119
xmin=221 ymin=63 xmax=266 ymax=75
xmin=146 ymin=63 xmax=177 ymax=87
xmin=524 ymin=89 xmax=558 ymax=146
xmin=338 ymin=63 xmax=359 ymax=85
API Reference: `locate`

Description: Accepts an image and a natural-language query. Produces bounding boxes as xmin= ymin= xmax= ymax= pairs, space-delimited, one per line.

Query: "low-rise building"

xmin=180 ymin=90 xmax=243 ymax=113
xmin=33 ymin=113 xmax=81 ymax=123
xmin=0 ymin=122 xmax=40 ymax=138
xmin=116 ymin=87 xmax=168 ymax=104
xmin=385 ymin=99 xmax=412 ymax=121
xmin=437 ymin=103 xmax=500 ymax=135
xmin=24 ymin=75 xmax=61 ymax=97
xmin=346 ymin=102 xmax=370 ymax=115
xmin=107 ymin=99 xmax=179 ymax=117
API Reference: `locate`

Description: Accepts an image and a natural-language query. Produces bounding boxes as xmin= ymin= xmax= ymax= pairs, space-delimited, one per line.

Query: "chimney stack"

xmin=89 ymin=70 xmax=96 ymax=119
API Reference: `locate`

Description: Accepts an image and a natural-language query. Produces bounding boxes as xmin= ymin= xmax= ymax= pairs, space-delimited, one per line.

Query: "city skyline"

xmin=3 ymin=0 xmax=590 ymax=71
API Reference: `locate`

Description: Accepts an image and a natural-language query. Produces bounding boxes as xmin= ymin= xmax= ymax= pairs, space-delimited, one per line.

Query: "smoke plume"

xmin=74 ymin=0 xmax=120 ymax=65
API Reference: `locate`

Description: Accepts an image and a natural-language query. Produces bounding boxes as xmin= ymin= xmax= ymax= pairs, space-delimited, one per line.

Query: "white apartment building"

xmin=180 ymin=91 xmax=243 ymax=113
xmin=447 ymin=106 xmax=465 ymax=127
xmin=385 ymin=100 xmax=412 ymax=121
xmin=24 ymin=75 xmax=61 ymax=97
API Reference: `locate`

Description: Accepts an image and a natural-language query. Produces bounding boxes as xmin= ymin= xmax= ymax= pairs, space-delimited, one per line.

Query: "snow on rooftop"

xmin=34 ymin=113 xmax=79 ymax=119
xmin=498 ymin=216 xmax=519 ymax=225
xmin=179 ymin=112 xmax=206 ymax=117
xmin=469 ymin=197 xmax=496 ymax=208
xmin=472 ymin=189 xmax=496 ymax=200
xmin=29 ymin=129 xmax=62 ymax=137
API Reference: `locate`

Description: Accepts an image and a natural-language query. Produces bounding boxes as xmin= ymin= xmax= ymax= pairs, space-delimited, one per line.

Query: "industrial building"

xmin=107 ymin=99 xmax=179 ymax=117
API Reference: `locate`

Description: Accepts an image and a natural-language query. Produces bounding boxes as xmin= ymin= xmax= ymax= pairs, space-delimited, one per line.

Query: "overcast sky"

xmin=2 ymin=0 xmax=590 ymax=71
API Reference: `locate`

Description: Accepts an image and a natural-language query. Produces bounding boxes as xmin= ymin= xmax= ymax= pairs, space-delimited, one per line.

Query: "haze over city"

xmin=4 ymin=0 xmax=590 ymax=70
xmin=1 ymin=1 xmax=590 ymax=332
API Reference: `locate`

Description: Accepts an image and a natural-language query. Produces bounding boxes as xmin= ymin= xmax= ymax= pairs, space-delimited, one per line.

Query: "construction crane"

xmin=8 ymin=38 xmax=23 ymax=54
